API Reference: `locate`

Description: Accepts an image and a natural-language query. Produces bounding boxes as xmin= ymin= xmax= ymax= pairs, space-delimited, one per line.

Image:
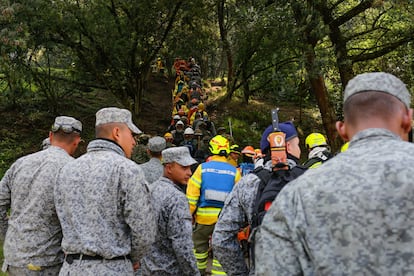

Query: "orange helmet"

xmin=241 ymin=146 xmax=255 ymax=157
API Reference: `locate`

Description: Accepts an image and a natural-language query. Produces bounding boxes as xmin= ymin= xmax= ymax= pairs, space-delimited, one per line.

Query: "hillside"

xmin=0 ymin=75 xmax=174 ymax=174
xmin=0 ymin=73 xmax=324 ymax=176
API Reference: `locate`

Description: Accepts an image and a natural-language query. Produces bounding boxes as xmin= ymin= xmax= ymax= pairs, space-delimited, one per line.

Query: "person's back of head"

xmin=147 ymin=136 xmax=166 ymax=158
xmin=260 ymin=121 xmax=301 ymax=161
xmin=337 ymin=72 xmax=412 ymax=141
xmin=305 ymin=133 xmax=328 ymax=150
xmin=209 ymin=135 xmax=230 ymax=157
xmin=50 ymin=116 xmax=83 ymax=156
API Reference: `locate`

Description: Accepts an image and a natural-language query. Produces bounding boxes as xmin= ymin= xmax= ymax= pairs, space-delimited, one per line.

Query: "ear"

xmin=402 ymin=108 xmax=413 ymax=132
xmin=164 ymin=163 xmax=173 ymax=176
xmin=336 ymin=121 xmax=349 ymax=141
xmin=74 ymin=136 xmax=82 ymax=146
xmin=285 ymin=140 xmax=291 ymax=152
xmin=49 ymin=131 xmax=53 ymax=143
xmin=112 ymin=126 xmax=121 ymax=141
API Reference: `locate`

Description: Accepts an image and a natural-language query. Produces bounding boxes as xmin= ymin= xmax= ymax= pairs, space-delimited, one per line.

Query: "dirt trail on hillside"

xmin=137 ymin=76 xmax=175 ymax=135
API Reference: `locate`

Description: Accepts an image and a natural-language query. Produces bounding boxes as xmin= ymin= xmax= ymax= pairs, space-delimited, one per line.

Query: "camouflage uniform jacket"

xmin=212 ymin=161 xmax=275 ymax=276
xmin=0 ymin=146 xmax=73 ymax=267
xmin=131 ymin=144 xmax=150 ymax=164
xmin=141 ymin=177 xmax=200 ymax=276
xmin=54 ymin=139 xmax=156 ymax=263
xmin=139 ymin=157 xmax=164 ymax=185
xmin=256 ymin=128 xmax=414 ymax=275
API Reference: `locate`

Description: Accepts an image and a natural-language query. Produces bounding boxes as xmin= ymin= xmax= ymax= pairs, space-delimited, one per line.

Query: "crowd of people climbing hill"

xmin=1 ymin=66 xmax=414 ymax=276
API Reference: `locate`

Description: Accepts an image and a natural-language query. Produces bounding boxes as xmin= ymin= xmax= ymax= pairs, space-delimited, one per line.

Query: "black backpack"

xmin=248 ymin=164 xmax=307 ymax=265
xmin=251 ymin=165 xmax=307 ymax=230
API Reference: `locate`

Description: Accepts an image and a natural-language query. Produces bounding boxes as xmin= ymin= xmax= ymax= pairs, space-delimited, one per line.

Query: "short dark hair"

xmin=95 ymin=122 xmax=126 ymax=138
xmin=344 ymin=91 xmax=403 ymax=125
xmin=52 ymin=130 xmax=80 ymax=144
xmin=149 ymin=151 xmax=162 ymax=158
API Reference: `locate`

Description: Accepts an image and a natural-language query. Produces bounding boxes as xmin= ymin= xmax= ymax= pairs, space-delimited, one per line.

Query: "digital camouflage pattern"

xmin=95 ymin=107 xmax=142 ymax=134
xmin=214 ymin=158 xmax=302 ymax=276
xmin=0 ymin=146 xmax=74 ymax=268
xmin=53 ymin=116 xmax=82 ymax=132
xmin=141 ymin=177 xmax=199 ymax=276
xmin=147 ymin=136 xmax=166 ymax=152
xmin=55 ymin=139 xmax=156 ymax=274
xmin=343 ymin=72 xmax=410 ymax=108
xmin=131 ymin=144 xmax=150 ymax=164
xmin=59 ymin=258 xmax=134 ymax=275
xmin=256 ymin=129 xmax=414 ymax=275
xmin=212 ymin=171 xmax=264 ymax=276
xmin=139 ymin=158 xmax=164 ymax=185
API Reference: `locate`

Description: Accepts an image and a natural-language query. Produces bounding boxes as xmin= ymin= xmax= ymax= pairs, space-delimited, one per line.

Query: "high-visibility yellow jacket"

xmin=187 ymin=155 xmax=241 ymax=225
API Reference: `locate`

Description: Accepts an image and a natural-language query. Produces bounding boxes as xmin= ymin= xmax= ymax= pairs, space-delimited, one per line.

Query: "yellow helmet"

xmin=198 ymin=102 xmax=205 ymax=111
xmin=209 ymin=135 xmax=230 ymax=156
xmin=305 ymin=133 xmax=327 ymax=149
xmin=164 ymin=132 xmax=173 ymax=139
xmin=340 ymin=142 xmax=349 ymax=152
xmin=230 ymin=144 xmax=241 ymax=154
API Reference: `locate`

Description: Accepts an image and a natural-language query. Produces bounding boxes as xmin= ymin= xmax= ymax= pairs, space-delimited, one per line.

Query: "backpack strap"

xmin=251 ymin=167 xmax=272 ymax=230
xmin=303 ymin=157 xmax=323 ymax=168
xmin=248 ymin=167 xmax=274 ymax=267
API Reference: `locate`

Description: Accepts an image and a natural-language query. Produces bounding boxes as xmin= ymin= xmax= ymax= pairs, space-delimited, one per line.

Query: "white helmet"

xmin=184 ymin=127 xmax=195 ymax=135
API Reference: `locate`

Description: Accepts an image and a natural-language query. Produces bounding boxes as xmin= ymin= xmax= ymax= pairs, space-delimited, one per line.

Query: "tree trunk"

xmin=292 ymin=1 xmax=343 ymax=151
xmin=217 ymin=0 xmax=234 ymax=102
xmin=242 ymin=68 xmax=250 ymax=104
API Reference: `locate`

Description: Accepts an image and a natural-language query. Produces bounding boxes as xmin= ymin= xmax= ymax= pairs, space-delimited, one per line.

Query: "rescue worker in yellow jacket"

xmin=302 ymin=132 xmax=333 ymax=169
xmin=187 ymin=135 xmax=241 ymax=275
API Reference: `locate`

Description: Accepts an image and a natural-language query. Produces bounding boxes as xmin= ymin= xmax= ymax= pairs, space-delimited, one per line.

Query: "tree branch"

xmin=351 ymin=37 xmax=413 ymax=62
xmin=330 ymin=0 xmax=374 ymax=27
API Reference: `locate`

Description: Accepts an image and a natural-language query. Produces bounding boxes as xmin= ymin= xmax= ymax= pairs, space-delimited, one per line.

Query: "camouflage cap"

xmin=147 ymin=136 xmax=166 ymax=152
xmin=41 ymin=137 xmax=51 ymax=150
xmin=344 ymin=72 xmax=411 ymax=108
xmin=52 ymin=116 xmax=82 ymax=133
xmin=95 ymin=107 xmax=142 ymax=134
xmin=162 ymin=146 xmax=197 ymax=166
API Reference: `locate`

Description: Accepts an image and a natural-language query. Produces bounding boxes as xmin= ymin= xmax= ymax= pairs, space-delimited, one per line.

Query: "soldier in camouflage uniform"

xmin=256 ymin=72 xmax=414 ymax=275
xmin=212 ymin=122 xmax=304 ymax=276
xmin=132 ymin=134 xmax=151 ymax=164
xmin=0 ymin=116 xmax=83 ymax=276
xmin=141 ymin=147 xmax=200 ymax=276
xmin=41 ymin=137 xmax=51 ymax=150
xmin=55 ymin=107 xmax=156 ymax=275
xmin=139 ymin=136 xmax=166 ymax=185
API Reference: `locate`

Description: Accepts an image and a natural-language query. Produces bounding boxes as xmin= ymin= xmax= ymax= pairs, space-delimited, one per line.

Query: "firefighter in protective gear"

xmin=305 ymin=132 xmax=328 ymax=149
xmin=187 ymin=135 xmax=241 ymax=275
xmin=239 ymin=146 xmax=255 ymax=176
xmin=227 ymin=144 xmax=241 ymax=168
xmin=303 ymin=132 xmax=333 ymax=168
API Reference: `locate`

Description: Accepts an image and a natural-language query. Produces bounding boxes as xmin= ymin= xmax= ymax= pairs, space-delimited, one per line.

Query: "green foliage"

xmin=0 ymin=134 xmax=26 ymax=178
xmin=226 ymin=117 xmax=263 ymax=149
